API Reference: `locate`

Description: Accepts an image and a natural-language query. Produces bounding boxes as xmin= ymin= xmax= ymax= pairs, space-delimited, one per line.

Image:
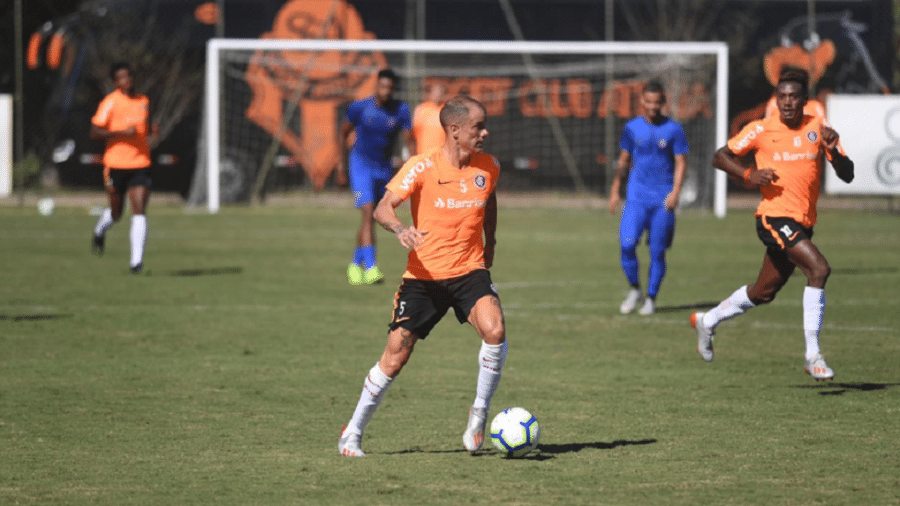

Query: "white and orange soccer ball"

xmin=490 ymin=407 xmax=540 ymax=458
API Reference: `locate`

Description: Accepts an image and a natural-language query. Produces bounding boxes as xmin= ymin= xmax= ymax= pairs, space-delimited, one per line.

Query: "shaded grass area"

xmin=1 ymin=201 xmax=898 ymax=505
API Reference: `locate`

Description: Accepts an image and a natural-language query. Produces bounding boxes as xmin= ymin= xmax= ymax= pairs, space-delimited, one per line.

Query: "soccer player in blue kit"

xmin=338 ymin=68 xmax=414 ymax=285
xmin=608 ymin=81 xmax=689 ymax=315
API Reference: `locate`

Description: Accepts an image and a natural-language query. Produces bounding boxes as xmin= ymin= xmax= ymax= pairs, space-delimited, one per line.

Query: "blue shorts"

xmin=348 ymin=151 xmax=392 ymax=208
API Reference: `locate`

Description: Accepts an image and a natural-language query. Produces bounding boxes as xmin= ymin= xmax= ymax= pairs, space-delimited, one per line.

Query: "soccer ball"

xmin=490 ymin=407 xmax=540 ymax=458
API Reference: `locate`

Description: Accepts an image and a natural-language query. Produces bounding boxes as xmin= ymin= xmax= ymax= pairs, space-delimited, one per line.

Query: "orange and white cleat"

xmin=804 ymin=353 xmax=835 ymax=381
xmin=462 ymin=406 xmax=487 ymax=452
xmin=338 ymin=425 xmax=366 ymax=457
xmin=691 ymin=312 xmax=715 ymax=362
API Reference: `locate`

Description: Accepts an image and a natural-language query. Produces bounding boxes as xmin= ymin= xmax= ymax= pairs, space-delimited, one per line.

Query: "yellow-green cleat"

xmin=347 ymin=263 xmax=364 ymax=285
xmin=363 ymin=265 xmax=384 ymax=284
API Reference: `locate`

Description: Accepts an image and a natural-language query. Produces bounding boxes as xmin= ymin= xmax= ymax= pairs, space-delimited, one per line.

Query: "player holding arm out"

xmin=338 ymin=95 xmax=506 ymax=457
xmin=692 ymin=68 xmax=853 ymax=380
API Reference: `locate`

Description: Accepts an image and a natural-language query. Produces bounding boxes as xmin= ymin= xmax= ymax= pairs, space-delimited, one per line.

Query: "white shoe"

xmin=620 ymin=288 xmax=642 ymax=314
xmin=805 ymin=353 xmax=835 ymax=381
xmin=462 ymin=406 xmax=487 ymax=452
xmin=691 ymin=312 xmax=714 ymax=362
xmin=338 ymin=425 xmax=366 ymax=457
xmin=638 ymin=298 xmax=656 ymax=315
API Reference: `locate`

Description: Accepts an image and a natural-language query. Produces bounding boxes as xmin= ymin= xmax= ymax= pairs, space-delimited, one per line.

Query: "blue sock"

xmin=361 ymin=245 xmax=376 ymax=270
xmin=353 ymin=247 xmax=364 ymax=266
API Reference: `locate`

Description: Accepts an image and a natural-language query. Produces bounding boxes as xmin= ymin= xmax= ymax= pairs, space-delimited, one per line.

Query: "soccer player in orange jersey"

xmin=338 ymin=96 xmax=505 ymax=457
xmin=692 ymin=69 xmax=854 ymax=380
xmin=89 ymin=62 xmax=159 ymax=274
xmin=412 ymin=82 xmax=447 ymax=155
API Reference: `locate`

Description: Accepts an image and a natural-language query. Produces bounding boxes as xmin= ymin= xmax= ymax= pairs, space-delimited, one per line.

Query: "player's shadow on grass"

xmin=168 ymin=266 xmax=243 ymax=277
xmin=0 ymin=314 xmax=72 ymax=322
xmin=831 ymin=267 xmax=898 ymax=276
xmin=387 ymin=439 xmax=657 ymax=459
xmin=533 ymin=438 xmax=657 ymax=459
xmin=655 ymin=302 xmax=720 ymax=314
xmin=792 ymin=382 xmax=900 ymax=396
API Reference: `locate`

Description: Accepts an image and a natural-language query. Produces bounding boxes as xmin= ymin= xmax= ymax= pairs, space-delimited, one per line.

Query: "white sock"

xmin=803 ymin=286 xmax=826 ymax=360
xmin=345 ymin=363 xmax=394 ymax=436
xmin=472 ymin=340 xmax=508 ymax=411
xmin=703 ymin=285 xmax=755 ymax=330
xmin=93 ymin=208 xmax=114 ymax=236
xmin=129 ymin=215 xmax=147 ymax=268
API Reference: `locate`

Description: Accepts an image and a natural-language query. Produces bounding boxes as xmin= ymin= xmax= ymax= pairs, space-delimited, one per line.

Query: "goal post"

xmin=197 ymin=39 xmax=728 ymax=215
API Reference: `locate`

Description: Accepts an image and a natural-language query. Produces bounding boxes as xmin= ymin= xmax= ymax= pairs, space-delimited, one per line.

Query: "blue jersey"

xmin=346 ymin=97 xmax=412 ymax=165
xmin=619 ymin=116 xmax=689 ymax=204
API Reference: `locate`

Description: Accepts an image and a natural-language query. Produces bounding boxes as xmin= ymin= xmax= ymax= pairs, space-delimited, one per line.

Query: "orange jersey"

xmin=91 ymin=89 xmax=151 ymax=169
xmin=386 ymin=149 xmax=500 ymax=280
xmin=764 ymin=97 xmax=826 ymax=119
xmin=728 ymin=114 xmax=845 ymax=227
xmin=412 ymin=101 xmax=446 ymax=155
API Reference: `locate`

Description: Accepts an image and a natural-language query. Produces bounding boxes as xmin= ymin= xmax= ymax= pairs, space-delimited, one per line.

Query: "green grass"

xmin=1 ymin=196 xmax=898 ymax=505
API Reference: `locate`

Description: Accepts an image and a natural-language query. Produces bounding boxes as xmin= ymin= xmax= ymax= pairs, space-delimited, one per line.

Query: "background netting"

xmin=191 ymin=41 xmax=723 ymax=209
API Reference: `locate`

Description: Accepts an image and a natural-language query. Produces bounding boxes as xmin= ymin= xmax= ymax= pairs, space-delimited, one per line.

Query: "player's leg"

xmin=346 ymin=152 xmax=373 ymax=284
xmin=641 ymin=205 xmax=676 ymax=315
xmin=786 ymin=239 xmax=834 ymax=379
xmin=340 ymin=280 xmax=444 ymax=456
xmin=618 ymin=201 xmax=647 ymax=314
xmin=92 ymin=168 xmax=124 ymax=255
xmin=126 ymin=173 xmax=151 ymax=274
xmin=361 ymin=172 xmax=391 ymax=284
xmin=455 ymin=272 xmax=506 ymax=451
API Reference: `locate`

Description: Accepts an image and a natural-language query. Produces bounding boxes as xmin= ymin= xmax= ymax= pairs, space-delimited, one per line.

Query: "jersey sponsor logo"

xmin=438 ymin=179 xmax=452 ymax=184
xmin=735 ymin=124 xmax=765 ymax=150
xmin=398 ymin=157 xmax=434 ymax=191
xmin=807 ymin=131 xmax=818 ymax=142
xmin=474 ymin=174 xmax=487 ymax=189
xmin=434 ymin=197 xmax=486 ymax=209
xmin=772 ymin=151 xmax=817 ymax=162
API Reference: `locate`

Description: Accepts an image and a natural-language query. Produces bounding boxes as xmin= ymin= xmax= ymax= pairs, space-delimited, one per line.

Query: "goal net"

xmin=192 ymin=39 xmax=728 ymax=214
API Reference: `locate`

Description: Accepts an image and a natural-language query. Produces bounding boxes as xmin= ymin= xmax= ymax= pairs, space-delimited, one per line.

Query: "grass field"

xmin=1 ymin=194 xmax=898 ymax=505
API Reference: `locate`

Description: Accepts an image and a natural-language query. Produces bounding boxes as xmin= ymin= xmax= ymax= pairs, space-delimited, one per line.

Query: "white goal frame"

xmin=204 ymin=39 xmax=728 ymax=215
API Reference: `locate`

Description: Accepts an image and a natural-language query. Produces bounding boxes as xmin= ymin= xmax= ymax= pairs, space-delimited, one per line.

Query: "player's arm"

xmin=483 ymin=191 xmax=498 ymax=269
xmin=821 ymin=125 xmax=854 ymax=183
xmin=89 ymin=123 xmax=136 ymax=140
xmin=403 ymin=129 xmax=416 ymax=162
xmin=374 ymin=190 xmax=428 ymax=250
xmin=712 ymin=145 xmax=776 ymax=188
xmin=336 ymin=119 xmax=354 ymax=185
xmin=608 ymin=149 xmax=631 ymax=214
xmin=665 ymin=154 xmax=687 ymax=211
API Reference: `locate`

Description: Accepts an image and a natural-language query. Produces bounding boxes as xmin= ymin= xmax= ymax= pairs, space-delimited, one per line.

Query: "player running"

xmin=608 ymin=81 xmax=689 ymax=315
xmin=338 ymin=95 xmax=506 ymax=457
xmin=90 ymin=62 xmax=158 ymax=274
xmin=692 ymin=68 xmax=854 ymax=380
xmin=338 ymin=68 xmax=413 ymax=285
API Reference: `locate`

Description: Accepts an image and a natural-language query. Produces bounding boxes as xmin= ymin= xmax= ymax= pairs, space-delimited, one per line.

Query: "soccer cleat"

xmin=347 ymin=263 xmax=364 ymax=285
xmin=92 ymin=234 xmax=105 ymax=255
xmin=338 ymin=425 xmax=366 ymax=457
xmin=462 ymin=406 xmax=488 ymax=452
xmin=804 ymin=353 xmax=835 ymax=381
xmin=130 ymin=263 xmax=143 ymax=275
xmin=363 ymin=265 xmax=384 ymax=285
xmin=691 ymin=312 xmax=715 ymax=362
xmin=638 ymin=297 xmax=656 ymax=315
xmin=619 ymin=288 xmax=642 ymax=314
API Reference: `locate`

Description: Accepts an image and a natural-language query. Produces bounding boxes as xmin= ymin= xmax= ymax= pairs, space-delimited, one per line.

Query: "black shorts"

xmin=756 ymin=216 xmax=813 ymax=251
xmin=388 ymin=269 xmax=499 ymax=339
xmin=104 ymin=167 xmax=152 ymax=195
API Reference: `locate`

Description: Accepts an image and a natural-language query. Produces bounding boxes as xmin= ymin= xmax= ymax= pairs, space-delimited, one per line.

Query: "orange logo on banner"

xmin=244 ymin=0 xmax=386 ymax=189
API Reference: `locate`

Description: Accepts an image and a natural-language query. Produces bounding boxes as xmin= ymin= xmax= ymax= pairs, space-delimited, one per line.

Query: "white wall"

xmin=826 ymin=94 xmax=900 ymax=195
xmin=0 ymin=94 xmax=12 ymax=197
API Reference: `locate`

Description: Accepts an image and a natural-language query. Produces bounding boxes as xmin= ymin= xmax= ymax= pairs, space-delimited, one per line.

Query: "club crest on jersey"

xmin=473 ymin=174 xmax=487 ymax=190
xmin=658 ymin=139 xmax=667 ymax=149
xmin=807 ymin=131 xmax=818 ymax=142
